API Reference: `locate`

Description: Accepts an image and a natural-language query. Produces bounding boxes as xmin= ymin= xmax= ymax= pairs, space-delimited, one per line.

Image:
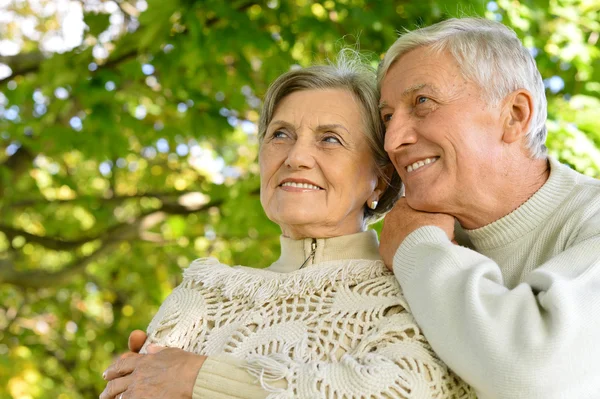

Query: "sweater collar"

xmin=267 ymin=230 xmax=381 ymax=273
xmin=466 ymin=157 xmax=578 ymax=250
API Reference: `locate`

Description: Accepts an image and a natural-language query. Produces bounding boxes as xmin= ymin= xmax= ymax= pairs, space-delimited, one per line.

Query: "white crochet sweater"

xmin=145 ymin=231 xmax=474 ymax=398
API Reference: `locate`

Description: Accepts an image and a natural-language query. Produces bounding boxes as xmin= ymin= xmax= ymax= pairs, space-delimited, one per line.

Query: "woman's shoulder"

xmin=181 ymin=257 xmax=398 ymax=304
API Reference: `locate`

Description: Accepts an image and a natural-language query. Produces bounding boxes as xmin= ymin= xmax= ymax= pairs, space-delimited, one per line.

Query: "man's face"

xmin=379 ymin=46 xmax=506 ymax=219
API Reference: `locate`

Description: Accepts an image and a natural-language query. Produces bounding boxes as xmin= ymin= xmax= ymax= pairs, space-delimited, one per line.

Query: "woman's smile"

xmin=259 ymin=88 xmax=380 ymax=238
xmin=279 ymin=178 xmax=324 ymax=192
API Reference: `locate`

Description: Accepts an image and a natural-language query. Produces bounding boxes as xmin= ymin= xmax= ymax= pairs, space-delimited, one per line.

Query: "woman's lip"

xmin=278 ymin=185 xmax=323 ymax=192
xmin=278 ymin=178 xmax=322 ymax=188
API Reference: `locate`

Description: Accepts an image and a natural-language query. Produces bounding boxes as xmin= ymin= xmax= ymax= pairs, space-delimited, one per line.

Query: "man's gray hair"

xmin=259 ymin=50 xmax=402 ymax=224
xmin=378 ymin=18 xmax=548 ymax=159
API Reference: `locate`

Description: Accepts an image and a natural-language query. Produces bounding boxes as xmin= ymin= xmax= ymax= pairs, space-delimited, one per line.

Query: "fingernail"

xmin=102 ymin=371 xmax=107 ymax=380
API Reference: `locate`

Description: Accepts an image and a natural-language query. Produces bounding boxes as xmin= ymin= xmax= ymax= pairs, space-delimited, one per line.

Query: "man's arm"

xmin=392 ymin=225 xmax=600 ymax=399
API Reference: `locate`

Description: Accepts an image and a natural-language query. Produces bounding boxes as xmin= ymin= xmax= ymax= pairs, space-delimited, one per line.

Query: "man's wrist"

xmin=393 ymin=226 xmax=452 ymax=285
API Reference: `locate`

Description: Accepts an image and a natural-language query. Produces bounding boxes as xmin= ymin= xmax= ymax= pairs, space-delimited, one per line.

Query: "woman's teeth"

xmin=281 ymin=182 xmax=321 ymax=189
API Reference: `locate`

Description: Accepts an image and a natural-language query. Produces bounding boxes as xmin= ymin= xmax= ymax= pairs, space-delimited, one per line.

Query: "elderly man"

xmin=378 ymin=17 xmax=600 ymax=399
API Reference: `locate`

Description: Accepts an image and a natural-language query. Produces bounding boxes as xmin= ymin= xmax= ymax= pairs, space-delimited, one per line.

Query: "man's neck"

xmin=457 ymin=158 xmax=550 ymax=230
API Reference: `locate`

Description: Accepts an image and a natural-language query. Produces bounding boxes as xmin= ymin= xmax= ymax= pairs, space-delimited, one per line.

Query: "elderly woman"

xmin=101 ymin=53 xmax=474 ymax=399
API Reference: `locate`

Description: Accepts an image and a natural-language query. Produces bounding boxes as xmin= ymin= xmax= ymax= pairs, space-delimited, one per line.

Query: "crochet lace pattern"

xmin=146 ymin=257 xmax=475 ymax=399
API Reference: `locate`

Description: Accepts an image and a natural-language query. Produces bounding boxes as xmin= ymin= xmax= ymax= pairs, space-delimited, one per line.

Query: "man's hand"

xmin=380 ymin=198 xmax=455 ymax=270
xmin=101 ymin=345 xmax=206 ymax=399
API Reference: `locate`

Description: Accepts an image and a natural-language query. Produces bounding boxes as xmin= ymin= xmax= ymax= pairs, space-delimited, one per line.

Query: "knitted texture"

xmin=393 ymin=158 xmax=600 ymax=399
xmin=146 ymin=257 xmax=474 ymax=398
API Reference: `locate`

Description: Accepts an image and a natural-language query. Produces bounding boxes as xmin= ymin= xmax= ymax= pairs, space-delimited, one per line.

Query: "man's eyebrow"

xmin=404 ymin=83 xmax=444 ymax=97
xmin=379 ymin=83 xmax=441 ymax=110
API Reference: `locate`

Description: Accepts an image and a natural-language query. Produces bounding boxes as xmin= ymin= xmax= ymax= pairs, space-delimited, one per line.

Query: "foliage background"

xmin=0 ymin=0 xmax=599 ymax=397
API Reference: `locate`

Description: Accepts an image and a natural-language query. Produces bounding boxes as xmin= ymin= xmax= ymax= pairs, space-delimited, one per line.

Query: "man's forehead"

xmin=379 ymin=82 xmax=442 ymax=108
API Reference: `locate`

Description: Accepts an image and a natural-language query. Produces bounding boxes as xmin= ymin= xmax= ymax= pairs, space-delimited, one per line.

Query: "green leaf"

xmin=84 ymin=12 xmax=111 ymax=37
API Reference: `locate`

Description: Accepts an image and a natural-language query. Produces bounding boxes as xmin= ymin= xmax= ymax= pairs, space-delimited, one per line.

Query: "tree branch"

xmin=8 ymin=189 xmax=208 ymax=208
xmin=0 ymin=52 xmax=46 ymax=81
xmin=0 ymin=198 xmax=228 ymax=288
xmin=0 ymin=192 xmax=234 ymax=250
xmin=0 ymin=224 xmax=93 ymax=250
xmin=0 ymin=1 xmax=258 ymax=85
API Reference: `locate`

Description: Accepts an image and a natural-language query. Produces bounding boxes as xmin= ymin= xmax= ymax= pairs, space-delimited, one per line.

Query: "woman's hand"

xmin=127 ymin=330 xmax=147 ymax=353
xmin=100 ymin=344 xmax=206 ymax=399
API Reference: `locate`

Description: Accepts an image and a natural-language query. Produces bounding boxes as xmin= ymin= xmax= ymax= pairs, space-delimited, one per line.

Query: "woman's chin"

xmin=276 ymin=216 xmax=322 ymax=230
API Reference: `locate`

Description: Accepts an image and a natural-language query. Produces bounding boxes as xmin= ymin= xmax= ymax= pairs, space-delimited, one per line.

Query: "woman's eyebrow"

xmin=316 ymin=124 xmax=349 ymax=134
xmin=268 ymin=120 xmax=295 ymax=130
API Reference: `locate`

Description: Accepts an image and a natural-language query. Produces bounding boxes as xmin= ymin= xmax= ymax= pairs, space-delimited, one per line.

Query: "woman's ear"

xmin=502 ymin=89 xmax=534 ymax=145
xmin=367 ymin=164 xmax=395 ymax=211
xmin=373 ymin=164 xmax=395 ymax=197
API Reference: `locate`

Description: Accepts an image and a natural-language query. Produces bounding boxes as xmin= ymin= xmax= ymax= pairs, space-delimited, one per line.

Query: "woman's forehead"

xmin=270 ymin=88 xmax=363 ymax=126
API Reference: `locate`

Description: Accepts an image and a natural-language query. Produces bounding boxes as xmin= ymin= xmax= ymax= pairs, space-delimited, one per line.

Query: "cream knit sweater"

xmin=394 ymin=157 xmax=600 ymax=399
xmin=145 ymin=231 xmax=474 ymax=398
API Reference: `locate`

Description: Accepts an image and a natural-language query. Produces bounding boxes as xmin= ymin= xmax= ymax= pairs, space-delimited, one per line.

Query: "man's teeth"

xmin=281 ymin=182 xmax=321 ymax=189
xmin=406 ymin=157 xmax=438 ymax=172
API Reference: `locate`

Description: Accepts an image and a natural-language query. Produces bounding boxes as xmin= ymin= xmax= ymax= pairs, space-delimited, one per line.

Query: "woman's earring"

xmin=369 ymin=200 xmax=378 ymax=210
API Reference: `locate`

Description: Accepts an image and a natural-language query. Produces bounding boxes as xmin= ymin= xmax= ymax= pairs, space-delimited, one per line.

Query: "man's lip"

xmin=278 ymin=178 xmax=323 ymax=189
xmin=400 ymin=156 xmax=440 ymax=170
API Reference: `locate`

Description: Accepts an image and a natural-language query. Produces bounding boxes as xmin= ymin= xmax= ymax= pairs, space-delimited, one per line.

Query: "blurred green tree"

xmin=0 ymin=0 xmax=598 ymax=397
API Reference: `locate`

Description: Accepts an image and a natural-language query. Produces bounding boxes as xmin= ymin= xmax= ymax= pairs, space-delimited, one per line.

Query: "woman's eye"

xmin=323 ymin=135 xmax=341 ymax=144
xmin=272 ymin=130 xmax=287 ymax=138
xmin=416 ymin=96 xmax=429 ymax=104
xmin=382 ymin=113 xmax=393 ymax=123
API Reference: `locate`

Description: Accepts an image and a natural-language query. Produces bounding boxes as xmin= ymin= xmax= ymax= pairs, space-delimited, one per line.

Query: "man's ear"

xmin=502 ymin=89 xmax=534 ymax=144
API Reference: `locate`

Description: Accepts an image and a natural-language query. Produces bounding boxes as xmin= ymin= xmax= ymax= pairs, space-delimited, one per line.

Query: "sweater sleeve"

xmin=393 ymin=226 xmax=600 ymax=399
xmin=144 ymin=286 xmax=285 ymax=399
xmin=193 ymin=355 xmax=285 ymax=399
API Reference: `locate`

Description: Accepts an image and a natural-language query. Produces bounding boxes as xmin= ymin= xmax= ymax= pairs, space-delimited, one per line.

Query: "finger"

xmin=99 ymin=375 xmax=132 ymax=399
xmin=107 ymin=351 xmax=138 ymax=374
xmin=146 ymin=344 xmax=167 ymax=354
xmin=104 ymin=353 xmax=142 ymax=381
xmin=119 ymin=351 xmax=138 ymax=360
xmin=128 ymin=330 xmax=147 ymax=353
xmin=109 ymin=351 xmax=134 ymax=367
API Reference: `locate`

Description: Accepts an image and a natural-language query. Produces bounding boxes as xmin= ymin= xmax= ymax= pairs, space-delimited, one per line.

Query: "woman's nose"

xmin=284 ymin=139 xmax=316 ymax=170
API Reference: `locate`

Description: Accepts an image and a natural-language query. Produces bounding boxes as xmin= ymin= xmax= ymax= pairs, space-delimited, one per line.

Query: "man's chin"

xmin=405 ymin=195 xmax=445 ymax=214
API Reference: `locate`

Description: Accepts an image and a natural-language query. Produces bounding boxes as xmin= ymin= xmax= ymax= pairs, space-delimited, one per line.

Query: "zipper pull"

xmin=299 ymin=239 xmax=317 ymax=269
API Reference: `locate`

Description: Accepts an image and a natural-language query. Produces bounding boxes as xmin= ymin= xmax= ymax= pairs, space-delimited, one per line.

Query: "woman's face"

xmin=259 ymin=88 xmax=381 ymax=239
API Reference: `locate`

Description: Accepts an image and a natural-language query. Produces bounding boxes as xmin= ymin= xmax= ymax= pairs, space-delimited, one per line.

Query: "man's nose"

xmin=384 ymin=114 xmax=417 ymax=154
